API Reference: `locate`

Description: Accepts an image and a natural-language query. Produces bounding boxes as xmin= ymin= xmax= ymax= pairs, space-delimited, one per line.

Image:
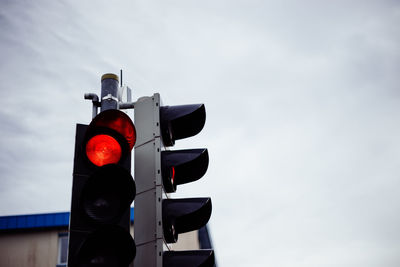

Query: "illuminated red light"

xmin=171 ymin=166 xmax=175 ymax=184
xmin=91 ymin=110 xmax=136 ymax=150
xmin=86 ymin=134 xmax=122 ymax=166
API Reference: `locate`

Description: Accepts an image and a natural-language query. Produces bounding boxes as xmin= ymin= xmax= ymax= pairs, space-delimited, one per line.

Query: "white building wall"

xmin=0 ymin=229 xmax=61 ymax=267
xmin=0 ymin=225 xmax=200 ymax=267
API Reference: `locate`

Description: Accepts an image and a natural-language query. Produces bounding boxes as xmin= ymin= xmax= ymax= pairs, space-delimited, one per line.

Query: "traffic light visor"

xmin=161 ymin=149 xmax=209 ymax=193
xmin=88 ymin=109 xmax=136 ymax=150
xmin=163 ymin=198 xmax=212 ymax=243
xmin=160 ymin=104 xmax=205 ymax=146
xmin=164 ymin=250 xmax=215 ymax=267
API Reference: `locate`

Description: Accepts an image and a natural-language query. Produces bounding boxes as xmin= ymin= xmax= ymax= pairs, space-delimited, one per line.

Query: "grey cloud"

xmin=1 ymin=0 xmax=400 ymax=266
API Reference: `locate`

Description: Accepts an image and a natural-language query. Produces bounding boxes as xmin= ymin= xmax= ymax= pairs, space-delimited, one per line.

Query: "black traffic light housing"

xmin=68 ymin=109 xmax=136 ymax=267
xmin=159 ymin=102 xmax=214 ymax=267
xmin=133 ymin=94 xmax=215 ymax=267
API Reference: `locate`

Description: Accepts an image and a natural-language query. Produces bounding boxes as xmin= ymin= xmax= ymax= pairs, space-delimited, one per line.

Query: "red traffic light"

xmin=86 ymin=134 xmax=122 ymax=167
xmin=85 ymin=110 xmax=136 ymax=166
xmin=171 ymin=166 xmax=176 ymax=185
xmin=89 ymin=109 xmax=136 ymax=150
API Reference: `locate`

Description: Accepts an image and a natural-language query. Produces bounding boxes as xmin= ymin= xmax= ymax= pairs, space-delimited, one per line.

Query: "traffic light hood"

xmin=162 ymin=198 xmax=212 ymax=243
xmin=161 ymin=148 xmax=209 ymax=193
xmin=160 ymin=104 xmax=206 ymax=147
xmin=86 ymin=109 xmax=136 ymax=150
xmin=163 ymin=250 xmax=215 ymax=267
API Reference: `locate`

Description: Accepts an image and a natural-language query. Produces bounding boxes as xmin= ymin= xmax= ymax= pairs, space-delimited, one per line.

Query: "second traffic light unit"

xmin=134 ymin=94 xmax=214 ymax=267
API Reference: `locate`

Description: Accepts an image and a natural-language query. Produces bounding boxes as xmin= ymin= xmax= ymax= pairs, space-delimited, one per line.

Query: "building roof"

xmin=0 ymin=208 xmax=135 ymax=231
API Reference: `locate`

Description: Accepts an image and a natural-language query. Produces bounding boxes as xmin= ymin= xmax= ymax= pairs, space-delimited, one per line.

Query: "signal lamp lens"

xmin=86 ymin=134 xmax=122 ymax=166
xmin=84 ymin=192 xmax=121 ymax=223
xmin=171 ymin=166 xmax=175 ymax=185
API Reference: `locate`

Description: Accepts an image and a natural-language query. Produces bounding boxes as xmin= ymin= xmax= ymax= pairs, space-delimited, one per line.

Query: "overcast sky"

xmin=1 ymin=1 xmax=400 ymax=266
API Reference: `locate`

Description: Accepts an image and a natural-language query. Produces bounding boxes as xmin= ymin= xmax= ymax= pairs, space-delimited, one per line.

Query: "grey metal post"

xmin=134 ymin=93 xmax=163 ymax=267
xmin=84 ymin=93 xmax=100 ymax=118
xmin=100 ymin=73 xmax=119 ymax=111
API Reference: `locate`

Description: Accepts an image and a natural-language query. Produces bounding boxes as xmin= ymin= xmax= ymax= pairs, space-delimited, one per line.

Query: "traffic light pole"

xmin=134 ymin=94 xmax=163 ymax=267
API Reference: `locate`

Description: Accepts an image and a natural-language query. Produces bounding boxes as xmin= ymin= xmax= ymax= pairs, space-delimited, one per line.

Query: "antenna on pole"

xmin=120 ymin=69 xmax=123 ymax=87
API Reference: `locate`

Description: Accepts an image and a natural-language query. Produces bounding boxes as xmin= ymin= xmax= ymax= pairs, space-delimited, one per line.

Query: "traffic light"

xmin=160 ymin=104 xmax=214 ymax=266
xmin=134 ymin=94 xmax=214 ymax=267
xmin=68 ymin=108 xmax=136 ymax=267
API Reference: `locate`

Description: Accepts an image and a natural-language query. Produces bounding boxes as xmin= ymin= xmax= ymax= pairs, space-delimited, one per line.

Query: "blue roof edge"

xmin=0 ymin=208 xmax=135 ymax=231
